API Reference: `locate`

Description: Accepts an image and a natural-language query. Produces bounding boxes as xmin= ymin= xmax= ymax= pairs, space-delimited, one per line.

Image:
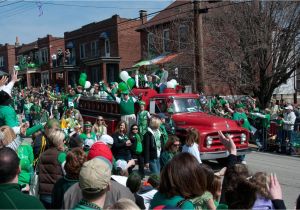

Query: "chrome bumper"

xmin=200 ymin=148 xmax=250 ymax=160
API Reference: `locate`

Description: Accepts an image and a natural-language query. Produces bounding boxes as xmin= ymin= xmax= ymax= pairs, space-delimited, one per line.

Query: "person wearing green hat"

xmin=30 ymin=97 xmax=42 ymax=126
xmin=115 ymin=90 xmax=137 ymax=131
xmin=137 ymin=101 xmax=151 ymax=137
xmin=80 ymin=121 xmax=97 ymax=150
xmin=65 ymin=88 xmax=80 ymax=109
xmin=232 ymin=103 xmax=251 ymax=163
xmin=233 ymin=103 xmax=251 ymax=131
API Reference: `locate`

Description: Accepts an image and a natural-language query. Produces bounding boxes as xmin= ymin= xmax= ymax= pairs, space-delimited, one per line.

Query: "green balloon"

xmin=127 ymin=78 xmax=135 ymax=89
xmin=79 ymin=72 xmax=87 ymax=86
xmin=118 ymin=82 xmax=128 ymax=92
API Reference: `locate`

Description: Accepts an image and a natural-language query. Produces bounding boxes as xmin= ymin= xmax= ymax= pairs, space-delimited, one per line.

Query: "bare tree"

xmin=205 ymin=1 xmax=300 ymax=108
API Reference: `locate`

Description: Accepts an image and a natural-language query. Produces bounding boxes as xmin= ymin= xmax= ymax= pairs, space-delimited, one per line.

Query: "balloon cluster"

xmin=78 ymin=72 xmax=91 ymax=89
xmin=118 ymin=71 xmax=135 ymax=92
xmin=167 ymin=79 xmax=178 ymax=89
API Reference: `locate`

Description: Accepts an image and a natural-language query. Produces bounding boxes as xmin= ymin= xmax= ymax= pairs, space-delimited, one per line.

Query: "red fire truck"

xmin=78 ymin=88 xmax=249 ymax=160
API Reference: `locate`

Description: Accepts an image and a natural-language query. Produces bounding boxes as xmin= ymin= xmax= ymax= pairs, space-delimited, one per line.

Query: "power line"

xmin=0 ymin=2 xmax=30 ymax=16
xmin=25 ymin=1 xmax=162 ymax=10
xmin=0 ymin=0 xmax=23 ymax=8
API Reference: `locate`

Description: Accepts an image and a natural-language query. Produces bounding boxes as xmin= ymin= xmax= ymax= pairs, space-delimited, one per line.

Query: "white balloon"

xmin=119 ymin=71 xmax=129 ymax=82
xmin=84 ymin=81 xmax=91 ymax=89
xmin=167 ymin=81 xmax=174 ymax=88
xmin=170 ymin=79 xmax=178 ymax=85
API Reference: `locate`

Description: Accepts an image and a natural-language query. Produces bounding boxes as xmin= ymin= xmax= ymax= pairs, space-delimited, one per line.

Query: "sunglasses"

xmin=132 ymin=128 xmax=138 ymax=130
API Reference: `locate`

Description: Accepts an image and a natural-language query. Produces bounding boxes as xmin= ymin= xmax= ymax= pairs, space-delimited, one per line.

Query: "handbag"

xmin=29 ymin=169 xmax=39 ymax=197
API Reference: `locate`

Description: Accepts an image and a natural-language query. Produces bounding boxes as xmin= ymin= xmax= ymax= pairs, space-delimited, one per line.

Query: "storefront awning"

xmin=132 ymin=53 xmax=179 ymax=68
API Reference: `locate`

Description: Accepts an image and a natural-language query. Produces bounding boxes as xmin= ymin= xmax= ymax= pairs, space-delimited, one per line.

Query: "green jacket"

xmin=17 ymin=142 xmax=34 ymax=185
xmin=0 ymin=105 xmax=19 ymax=127
xmin=0 ymin=183 xmax=45 ymax=209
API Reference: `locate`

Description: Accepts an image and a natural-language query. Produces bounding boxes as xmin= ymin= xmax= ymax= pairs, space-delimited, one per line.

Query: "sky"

xmin=0 ymin=0 xmax=174 ymax=45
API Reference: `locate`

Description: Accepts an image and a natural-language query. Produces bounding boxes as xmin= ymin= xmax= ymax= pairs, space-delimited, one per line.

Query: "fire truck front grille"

xmin=206 ymin=132 xmax=243 ymax=147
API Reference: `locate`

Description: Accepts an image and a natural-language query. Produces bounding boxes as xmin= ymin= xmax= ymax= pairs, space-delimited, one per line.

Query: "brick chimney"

xmin=139 ymin=10 xmax=147 ymax=24
xmin=15 ymin=36 xmax=20 ymax=47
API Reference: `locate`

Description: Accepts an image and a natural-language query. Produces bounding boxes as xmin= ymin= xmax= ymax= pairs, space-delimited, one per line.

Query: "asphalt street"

xmin=240 ymin=151 xmax=299 ymax=209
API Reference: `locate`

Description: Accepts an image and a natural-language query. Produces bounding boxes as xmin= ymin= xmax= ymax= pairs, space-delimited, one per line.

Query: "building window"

xmin=0 ymin=56 xmax=4 ymax=67
xmin=105 ymin=39 xmax=110 ymax=57
xmin=40 ymin=48 xmax=48 ymax=64
xmin=91 ymin=40 xmax=99 ymax=57
xmin=148 ymin=33 xmax=156 ymax=58
xmin=179 ymin=25 xmax=188 ymax=50
xmin=80 ymin=43 xmax=86 ymax=59
xmin=34 ymin=52 xmax=39 ymax=63
xmin=163 ymin=29 xmax=170 ymax=53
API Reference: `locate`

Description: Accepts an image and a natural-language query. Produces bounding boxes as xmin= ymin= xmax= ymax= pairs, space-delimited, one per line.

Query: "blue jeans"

xmin=149 ymin=158 xmax=160 ymax=174
xmin=40 ymin=194 xmax=52 ymax=209
xmin=159 ymin=84 xmax=167 ymax=93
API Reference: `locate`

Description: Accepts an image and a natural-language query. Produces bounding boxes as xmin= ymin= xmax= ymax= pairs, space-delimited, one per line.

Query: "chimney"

xmin=139 ymin=10 xmax=147 ymax=24
xmin=15 ymin=36 xmax=20 ymax=47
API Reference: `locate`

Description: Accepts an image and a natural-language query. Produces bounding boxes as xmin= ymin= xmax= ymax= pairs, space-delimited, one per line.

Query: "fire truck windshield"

xmin=173 ymin=98 xmax=202 ymax=113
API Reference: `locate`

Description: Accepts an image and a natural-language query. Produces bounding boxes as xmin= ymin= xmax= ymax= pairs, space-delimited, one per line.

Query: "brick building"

xmin=0 ymin=44 xmax=16 ymax=75
xmin=137 ymin=0 xmax=234 ymax=95
xmin=15 ymin=35 xmax=64 ymax=88
xmin=59 ymin=14 xmax=142 ymax=89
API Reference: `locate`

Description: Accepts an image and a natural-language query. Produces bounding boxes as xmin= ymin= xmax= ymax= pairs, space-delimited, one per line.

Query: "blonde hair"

xmin=0 ymin=126 xmax=16 ymax=147
xmin=47 ymin=129 xmax=65 ymax=148
xmin=250 ymin=172 xmax=271 ymax=199
xmin=108 ymin=198 xmax=140 ymax=210
xmin=149 ymin=117 xmax=161 ymax=130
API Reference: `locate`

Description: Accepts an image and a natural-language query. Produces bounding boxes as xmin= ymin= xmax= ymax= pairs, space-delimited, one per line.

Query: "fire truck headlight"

xmin=206 ymin=136 xmax=213 ymax=148
xmin=241 ymin=133 xmax=246 ymax=144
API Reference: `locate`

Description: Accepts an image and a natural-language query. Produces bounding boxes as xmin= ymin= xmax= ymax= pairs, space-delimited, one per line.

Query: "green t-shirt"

xmin=80 ymin=132 xmax=97 ymax=142
xmin=150 ymin=192 xmax=194 ymax=209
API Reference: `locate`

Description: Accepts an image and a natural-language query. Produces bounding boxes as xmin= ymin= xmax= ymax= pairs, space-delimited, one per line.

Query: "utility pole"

xmin=193 ymin=0 xmax=205 ymax=93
